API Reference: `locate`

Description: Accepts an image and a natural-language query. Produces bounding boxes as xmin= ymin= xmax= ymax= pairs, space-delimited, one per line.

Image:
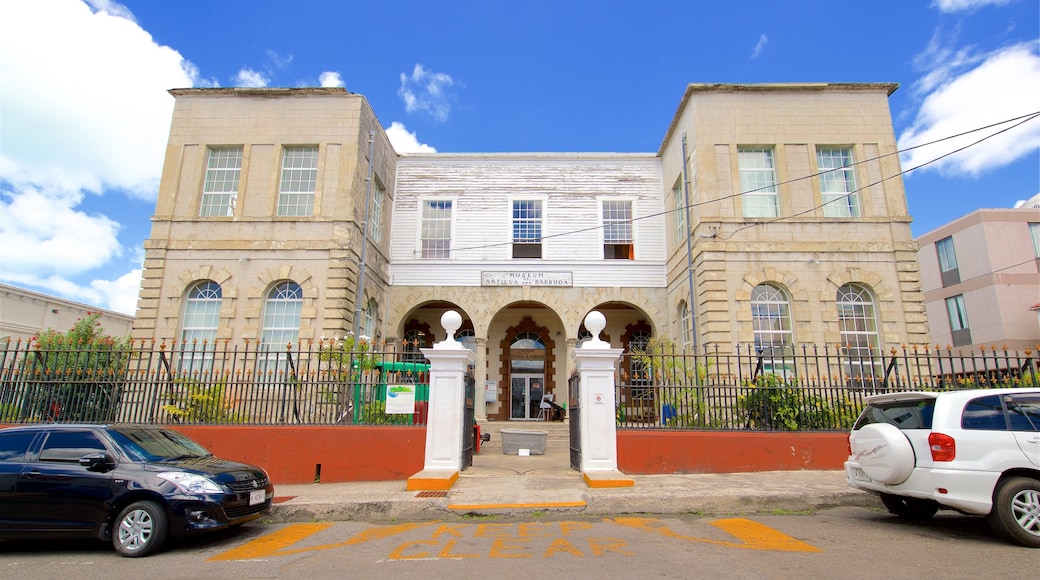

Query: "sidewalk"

xmin=266 ymin=447 xmax=879 ymax=523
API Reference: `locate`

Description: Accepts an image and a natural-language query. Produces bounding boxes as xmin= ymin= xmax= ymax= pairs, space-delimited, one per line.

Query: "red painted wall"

xmin=173 ymin=425 xmax=426 ymax=485
xmin=1 ymin=423 xmax=851 ymax=481
xmin=617 ymin=430 xmax=850 ymax=474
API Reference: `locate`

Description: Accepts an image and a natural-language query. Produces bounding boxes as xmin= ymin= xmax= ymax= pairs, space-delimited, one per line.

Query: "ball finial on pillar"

xmin=582 ymin=310 xmax=609 ymax=348
xmin=436 ymin=310 xmax=463 ymax=348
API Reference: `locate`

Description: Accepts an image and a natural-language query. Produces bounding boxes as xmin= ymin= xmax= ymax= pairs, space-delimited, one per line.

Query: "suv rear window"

xmin=854 ymin=399 xmax=935 ymax=430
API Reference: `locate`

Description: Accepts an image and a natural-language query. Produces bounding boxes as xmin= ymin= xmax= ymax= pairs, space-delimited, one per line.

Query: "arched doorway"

xmin=509 ymin=332 xmax=545 ymax=420
xmin=497 ymin=316 xmax=556 ymax=421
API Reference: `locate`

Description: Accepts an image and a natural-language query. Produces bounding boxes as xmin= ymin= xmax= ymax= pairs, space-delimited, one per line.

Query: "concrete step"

xmin=477 ymin=420 xmax=571 ymax=452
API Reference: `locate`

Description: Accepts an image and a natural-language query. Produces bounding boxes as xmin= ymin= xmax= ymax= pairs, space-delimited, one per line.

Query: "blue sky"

xmin=1 ymin=0 xmax=1038 ymax=316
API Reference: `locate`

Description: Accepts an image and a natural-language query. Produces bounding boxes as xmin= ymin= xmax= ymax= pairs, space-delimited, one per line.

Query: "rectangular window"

xmin=277 ymin=146 xmax=318 ymax=217
xmin=1029 ymin=223 xmax=1040 ymax=259
xmin=199 ymin=147 xmax=242 ymax=217
xmin=512 ymin=199 xmax=542 ymax=259
xmin=738 ymin=147 xmax=778 ymax=218
xmin=603 ymin=199 xmax=633 ymax=259
xmin=370 ymin=178 xmax=385 ymax=243
xmin=420 ymin=199 xmax=453 ymax=259
xmin=945 ymin=294 xmax=971 ymax=347
xmin=817 ymin=147 xmax=860 ymax=218
xmin=673 ymin=181 xmax=686 ymax=245
xmin=936 ymin=236 xmax=960 ymax=287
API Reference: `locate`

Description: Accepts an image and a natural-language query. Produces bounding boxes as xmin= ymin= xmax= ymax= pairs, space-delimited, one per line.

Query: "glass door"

xmin=510 ymin=374 xmax=544 ymax=420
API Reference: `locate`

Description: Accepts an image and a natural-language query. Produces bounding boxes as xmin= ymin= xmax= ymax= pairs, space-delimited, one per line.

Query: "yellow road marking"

xmin=213 ymin=516 xmax=819 ymax=561
xmin=208 ymin=521 xmax=434 ymax=561
xmin=610 ymin=517 xmax=822 ymax=552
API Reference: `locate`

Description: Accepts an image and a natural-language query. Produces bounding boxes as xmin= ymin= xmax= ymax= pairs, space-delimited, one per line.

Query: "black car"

xmin=0 ymin=424 xmax=273 ymax=557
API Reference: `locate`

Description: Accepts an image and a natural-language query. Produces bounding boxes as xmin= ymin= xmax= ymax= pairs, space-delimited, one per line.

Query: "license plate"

xmin=853 ymin=468 xmax=871 ymax=482
xmin=249 ymin=489 xmax=265 ymax=505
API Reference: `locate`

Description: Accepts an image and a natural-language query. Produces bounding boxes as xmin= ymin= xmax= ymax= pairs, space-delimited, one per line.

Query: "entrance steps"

xmin=477 ymin=419 xmax=570 ymax=454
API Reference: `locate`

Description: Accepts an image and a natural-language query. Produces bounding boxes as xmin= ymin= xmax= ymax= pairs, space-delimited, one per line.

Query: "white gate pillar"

xmin=406 ymin=311 xmax=475 ymax=491
xmin=572 ymin=311 xmax=634 ymax=488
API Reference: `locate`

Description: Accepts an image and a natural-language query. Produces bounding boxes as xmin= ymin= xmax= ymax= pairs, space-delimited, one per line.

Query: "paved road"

xmin=1 ymin=507 xmax=1031 ymax=579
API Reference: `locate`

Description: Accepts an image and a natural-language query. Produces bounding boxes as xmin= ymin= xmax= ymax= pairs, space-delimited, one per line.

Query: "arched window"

xmin=457 ymin=328 xmax=476 ymax=353
xmin=181 ymin=281 xmax=221 ymax=346
xmin=678 ymin=300 xmax=691 ymax=350
xmin=261 ymin=281 xmax=303 ymax=349
xmin=751 ymin=284 xmax=793 ymax=350
xmin=179 ymin=281 xmax=222 ymax=374
xmin=837 ymin=283 xmax=881 ymax=383
xmin=362 ymin=298 xmax=377 ymax=340
xmin=403 ymin=328 xmax=429 ymax=363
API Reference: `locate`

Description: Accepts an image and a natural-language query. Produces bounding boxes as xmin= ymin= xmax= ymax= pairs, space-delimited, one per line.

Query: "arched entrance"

xmin=498 ymin=317 xmax=556 ymax=421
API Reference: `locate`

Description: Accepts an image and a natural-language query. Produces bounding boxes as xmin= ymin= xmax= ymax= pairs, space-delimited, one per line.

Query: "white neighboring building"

xmin=0 ymin=284 xmax=135 ymax=344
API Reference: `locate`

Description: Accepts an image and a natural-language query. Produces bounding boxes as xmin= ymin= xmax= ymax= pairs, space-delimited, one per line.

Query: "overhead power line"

xmin=440 ymin=111 xmax=1040 ymax=253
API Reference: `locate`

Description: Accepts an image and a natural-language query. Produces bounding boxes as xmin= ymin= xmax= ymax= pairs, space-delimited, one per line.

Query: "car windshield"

xmin=108 ymin=428 xmax=212 ymax=462
xmin=854 ymin=399 xmax=935 ymax=430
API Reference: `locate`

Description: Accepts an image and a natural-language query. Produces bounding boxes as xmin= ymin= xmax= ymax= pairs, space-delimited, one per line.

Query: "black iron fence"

xmin=617 ymin=343 xmax=1038 ymax=431
xmin=0 ymin=338 xmax=430 ymax=426
xmin=2 ymin=338 xmax=1035 ymax=431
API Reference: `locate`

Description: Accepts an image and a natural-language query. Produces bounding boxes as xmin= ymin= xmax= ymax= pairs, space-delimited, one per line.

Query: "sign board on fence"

xmin=385 ymin=384 xmax=416 ymax=414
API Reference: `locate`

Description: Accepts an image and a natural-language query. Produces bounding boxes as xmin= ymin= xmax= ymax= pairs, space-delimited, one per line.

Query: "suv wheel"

xmin=986 ymin=477 xmax=1040 ymax=548
xmin=879 ymin=493 xmax=939 ymax=520
xmin=113 ymin=500 xmax=169 ymax=557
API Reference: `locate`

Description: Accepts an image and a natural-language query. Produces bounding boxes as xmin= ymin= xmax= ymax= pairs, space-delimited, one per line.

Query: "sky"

xmin=1 ymin=0 xmax=1038 ymax=317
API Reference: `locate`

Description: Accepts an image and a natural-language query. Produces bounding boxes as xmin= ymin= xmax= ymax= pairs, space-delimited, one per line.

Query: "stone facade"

xmin=133 ymin=83 xmax=929 ymax=421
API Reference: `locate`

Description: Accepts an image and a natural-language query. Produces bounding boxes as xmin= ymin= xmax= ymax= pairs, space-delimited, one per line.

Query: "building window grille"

xmin=603 ymin=200 xmax=634 ymax=259
xmin=420 ymin=199 xmax=453 ymax=258
xmin=200 ymin=147 xmax=241 ymax=217
xmin=738 ymin=147 xmax=779 ymax=218
xmin=817 ymin=147 xmax=860 ymax=218
xmin=277 ymin=146 xmax=318 ymax=217
xmin=512 ymin=199 xmax=542 ymax=258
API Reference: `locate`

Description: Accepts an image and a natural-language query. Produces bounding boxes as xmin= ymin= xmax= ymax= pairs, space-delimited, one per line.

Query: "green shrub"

xmin=162 ymin=379 xmax=244 ymax=423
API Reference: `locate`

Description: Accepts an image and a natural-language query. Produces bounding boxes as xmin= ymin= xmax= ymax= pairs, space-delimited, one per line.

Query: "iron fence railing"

xmin=2 ymin=338 xmax=1035 ymax=431
xmin=617 ymin=343 xmax=1038 ymax=431
xmin=0 ymin=338 xmax=430 ymax=426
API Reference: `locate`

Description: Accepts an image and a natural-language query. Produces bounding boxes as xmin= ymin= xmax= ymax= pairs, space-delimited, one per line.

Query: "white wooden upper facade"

xmin=390 ymin=153 xmax=666 ymax=288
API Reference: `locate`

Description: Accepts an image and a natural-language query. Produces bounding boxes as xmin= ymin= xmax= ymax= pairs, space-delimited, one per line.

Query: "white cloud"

xmin=319 ymin=71 xmax=345 ymax=88
xmin=385 ymin=122 xmax=437 ymax=153
xmin=751 ymin=35 xmax=768 ymax=59
xmin=398 ymin=63 xmax=455 ymax=122
xmin=932 ymin=0 xmax=1013 ymax=13
xmin=0 ymin=0 xmax=194 ymax=313
xmin=898 ymin=42 xmax=1040 ymax=176
xmin=235 ymin=67 xmax=269 ymax=87
xmin=88 ymin=268 xmax=143 ymax=315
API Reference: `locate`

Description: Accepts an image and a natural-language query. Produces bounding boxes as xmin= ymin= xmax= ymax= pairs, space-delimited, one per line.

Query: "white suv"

xmin=845 ymin=387 xmax=1040 ymax=547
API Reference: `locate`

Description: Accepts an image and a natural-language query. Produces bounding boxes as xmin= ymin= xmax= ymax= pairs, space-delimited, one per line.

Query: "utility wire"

xmin=442 ymin=111 xmax=1040 ymax=253
xmin=724 ymin=111 xmax=1040 ymax=239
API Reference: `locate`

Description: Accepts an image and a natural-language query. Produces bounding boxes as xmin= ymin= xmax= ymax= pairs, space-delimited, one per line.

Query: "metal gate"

xmin=462 ymin=370 xmax=475 ymax=469
xmin=568 ymin=372 xmax=581 ymax=470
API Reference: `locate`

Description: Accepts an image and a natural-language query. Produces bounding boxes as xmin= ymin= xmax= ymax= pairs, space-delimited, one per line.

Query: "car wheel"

xmin=986 ymin=477 xmax=1040 ymax=548
xmin=879 ymin=493 xmax=939 ymax=520
xmin=851 ymin=423 xmax=916 ymax=485
xmin=113 ymin=500 xmax=169 ymax=557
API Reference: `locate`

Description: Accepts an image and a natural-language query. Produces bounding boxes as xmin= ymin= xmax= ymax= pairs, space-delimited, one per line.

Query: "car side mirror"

xmin=79 ymin=452 xmax=113 ymax=472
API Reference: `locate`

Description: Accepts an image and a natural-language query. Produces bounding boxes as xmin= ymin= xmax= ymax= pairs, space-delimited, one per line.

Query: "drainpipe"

xmin=681 ymin=133 xmax=697 ymax=349
xmin=353 ymin=130 xmax=376 ymax=339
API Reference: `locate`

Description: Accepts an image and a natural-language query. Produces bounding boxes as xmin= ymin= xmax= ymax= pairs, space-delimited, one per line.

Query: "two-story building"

xmin=133 ymin=83 xmax=928 ymax=421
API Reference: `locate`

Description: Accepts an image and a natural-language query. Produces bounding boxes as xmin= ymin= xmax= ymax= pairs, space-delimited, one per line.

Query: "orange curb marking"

xmin=583 ymin=474 xmax=635 ymax=488
xmin=447 ymin=501 xmax=587 ymax=511
xmin=406 ymin=471 xmax=459 ymax=491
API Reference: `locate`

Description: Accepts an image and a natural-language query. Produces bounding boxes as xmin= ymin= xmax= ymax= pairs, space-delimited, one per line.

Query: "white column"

xmin=407 ymin=311 xmax=475 ymax=490
xmin=572 ymin=311 xmax=633 ymax=487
